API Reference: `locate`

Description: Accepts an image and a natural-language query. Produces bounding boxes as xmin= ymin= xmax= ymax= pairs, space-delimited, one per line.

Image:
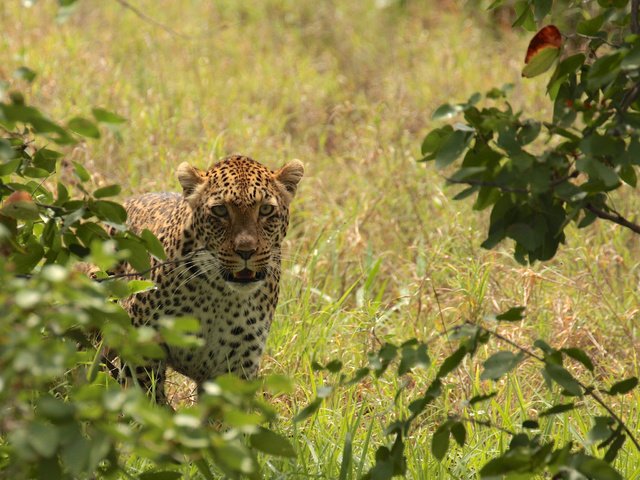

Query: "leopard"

xmin=116 ymin=154 xmax=304 ymax=404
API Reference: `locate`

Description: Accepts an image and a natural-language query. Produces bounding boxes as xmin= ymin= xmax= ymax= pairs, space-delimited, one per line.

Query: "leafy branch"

xmin=300 ymin=308 xmax=638 ymax=479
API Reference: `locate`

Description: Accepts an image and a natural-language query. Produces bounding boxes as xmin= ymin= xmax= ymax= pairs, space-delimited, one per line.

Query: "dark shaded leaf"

xmin=468 ymin=392 xmax=497 ymax=405
xmin=539 ymin=402 xmax=575 ymax=417
xmin=436 ymin=345 xmax=467 ymax=379
xmin=561 ymin=347 xmax=594 ymax=372
xmin=294 ymin=398 xmax=322 ymax=422
xmin=431 ymin=423 xmax=450 ymax=460
xmin=606 ymin=377 xmax=638 ymax=395
xmin=450 ymin=422 xmax=466 ymax=447
xmin=544 ymin=364 xmax=582 ymax=396
xmin=13 ymin=66 xmax=37 ymax=83
xmin=480 ymin=351 xmax=524 ymax=381
xmin=603 ymin=434 xmax=625 ymax=463
xmin=495 ymin=306 xmax=526 ymax=321
xmin=435 ymin=130 xmax=472 ymax=169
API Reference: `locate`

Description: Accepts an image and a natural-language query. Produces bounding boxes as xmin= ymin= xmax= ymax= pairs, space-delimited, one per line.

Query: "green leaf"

xmin=91 ymin=200 xmax=127 ymax=224
xmin=249 ymin=428 xmax=296 ymax=457
xmin=93 ymin=184 xmax=121 ymax=198
xmin=398 ymin=343 xmax=430 ymax=375
xmin=116 ymin=237 xmax=151 ymax=273
xmin=533 ymin=0 xmax=552 ymax=20
xmin=577 ymin=13 xmax=607 ymax=36
xmin=607 ymin=377 xmax=638 ymax=395
xmin=431 ymin=423 xmax=450 ymax=460
xmin=92 ymin=107 xmax=127 ymax=124
xmin=604 ymin=434 xmax=625 ymax=463
xmin=544 ymin=364 xmax=582 ymax=396
xmin=33 ymin=148 xmax=62 ymax=173
xmin=0 ymin=157 xmax=20 ymax=175
xmin=468 ymin=392 xmax=497 ymax=405
xmin=27 ymin=421 xmax=60 ymax=458
xmin=72 ymin=161 xmax=91 ymax=182
xmin=127 ymin=279 xmax=156 ymax=294
xmin=421 ymin=125 xmax=453 ymax=157
xmin=141 ymin=229 xmax=167 ymax=260
xmin=67 ymin=117 xmax=101 ymax=139
xmin=513 ymin=1 xmax=536 ymax=31
xmin=587 ymin=416 xmax=614 ymax=445
xmin=0 ymin=197 xmax=40 ymax=220
xmin=12 ymin=237 xmax=44 ymax=274
xmin=561 ymin=347 xmax=594 ymax=372
xmin=619 ymin=164 xmax=637 ymax=187
xmin=435 ymin=130 xmax=472 ymax=169
xmin=37 ymin=396 xmax=76 ymax=421
xmin=481 ymin=351 xmax=524 ymax=381
xmin=325 ymin=359 xmax=343 ymax=373
xmin=539 ymin=402 xmax=575 ymax=417
xmin=495 ymin=306 xmax=526 ymax=321
xmin=622 ymin=43 xmax=640 ymax=70
xmin=587 ymin=52 xmax=623 ymax=89
xmin=437 ymin=345 xmax=467 ymax=378
xmin=450 ymin=422 xmax=466 ymax=447
xmin=13 ymin=66 xmax=37 ymax=83
xmin=577 ymin=455 xmax=623 ymax=480
xmin=432 ymin=103 xmax=463 ymax=121
xmin=294 ymin=398 xmax=322 ymax=422
xmin=480 ymin=453 xmax=529 ymax=477
xmin=522 ymin=47 xmax=560 ymax=78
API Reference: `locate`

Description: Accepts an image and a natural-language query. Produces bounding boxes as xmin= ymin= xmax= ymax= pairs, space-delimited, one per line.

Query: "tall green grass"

xmin=2 ymin=0 xmax=639 ymax=477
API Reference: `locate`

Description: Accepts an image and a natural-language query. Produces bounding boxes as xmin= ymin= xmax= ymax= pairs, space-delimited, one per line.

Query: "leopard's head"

xmin=177 ymin=155 xmax=304 ymax=293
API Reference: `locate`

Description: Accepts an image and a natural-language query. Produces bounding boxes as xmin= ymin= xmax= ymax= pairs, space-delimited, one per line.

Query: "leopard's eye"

xmin=211 ymin=205 xmax=228 ymax=218
xmin=259 ymin=204 xmax=275 ymax=216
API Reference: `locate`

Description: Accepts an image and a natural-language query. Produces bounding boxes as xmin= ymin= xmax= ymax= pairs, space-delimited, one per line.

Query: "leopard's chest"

xmin=143 ymin=273 xmax=277 ymax=383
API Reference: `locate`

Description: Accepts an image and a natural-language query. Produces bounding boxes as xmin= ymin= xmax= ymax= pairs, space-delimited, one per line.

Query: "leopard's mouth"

xmin=223 ymin=268 xmax=266 ymax=284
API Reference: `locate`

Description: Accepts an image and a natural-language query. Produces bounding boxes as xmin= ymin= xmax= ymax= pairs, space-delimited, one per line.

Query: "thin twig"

xmin=113 ymin=0 xmax=189 ymax=40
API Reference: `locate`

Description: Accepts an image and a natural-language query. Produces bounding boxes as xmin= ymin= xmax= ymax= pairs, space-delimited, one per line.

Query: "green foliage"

xmin=423 ymin=0 xmax=640 ymax=264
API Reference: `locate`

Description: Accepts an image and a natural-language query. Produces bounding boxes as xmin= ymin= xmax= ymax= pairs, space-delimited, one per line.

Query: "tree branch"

xmin=632 ymin=0 xmax=640 ymax=35
xmin=586 ymin=203 xmax=640 ymax=235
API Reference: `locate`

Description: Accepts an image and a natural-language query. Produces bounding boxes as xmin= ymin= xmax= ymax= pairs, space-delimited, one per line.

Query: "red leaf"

xmin=525 ymin=25 xmax=562 ymax=64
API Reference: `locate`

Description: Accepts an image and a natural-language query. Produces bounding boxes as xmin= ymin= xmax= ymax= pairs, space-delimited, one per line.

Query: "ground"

xmin=2 ymin=0 xmax=639 ymax=477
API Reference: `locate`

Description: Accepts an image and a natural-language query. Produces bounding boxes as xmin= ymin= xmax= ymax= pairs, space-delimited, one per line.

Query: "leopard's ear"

xmin=177 ymin=162 xmax=205 ymax=199
xmin=274 ymin=159 xmax=304 ymax=198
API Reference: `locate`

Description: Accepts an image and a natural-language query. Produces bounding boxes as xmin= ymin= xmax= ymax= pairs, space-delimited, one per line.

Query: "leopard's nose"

xmin=235 ymin=248 xmax=256 ymax=260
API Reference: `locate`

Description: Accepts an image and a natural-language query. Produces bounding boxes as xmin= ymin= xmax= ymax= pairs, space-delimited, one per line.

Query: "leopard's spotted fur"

xmin=118 ymin=155 xmax=304 ymax=403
